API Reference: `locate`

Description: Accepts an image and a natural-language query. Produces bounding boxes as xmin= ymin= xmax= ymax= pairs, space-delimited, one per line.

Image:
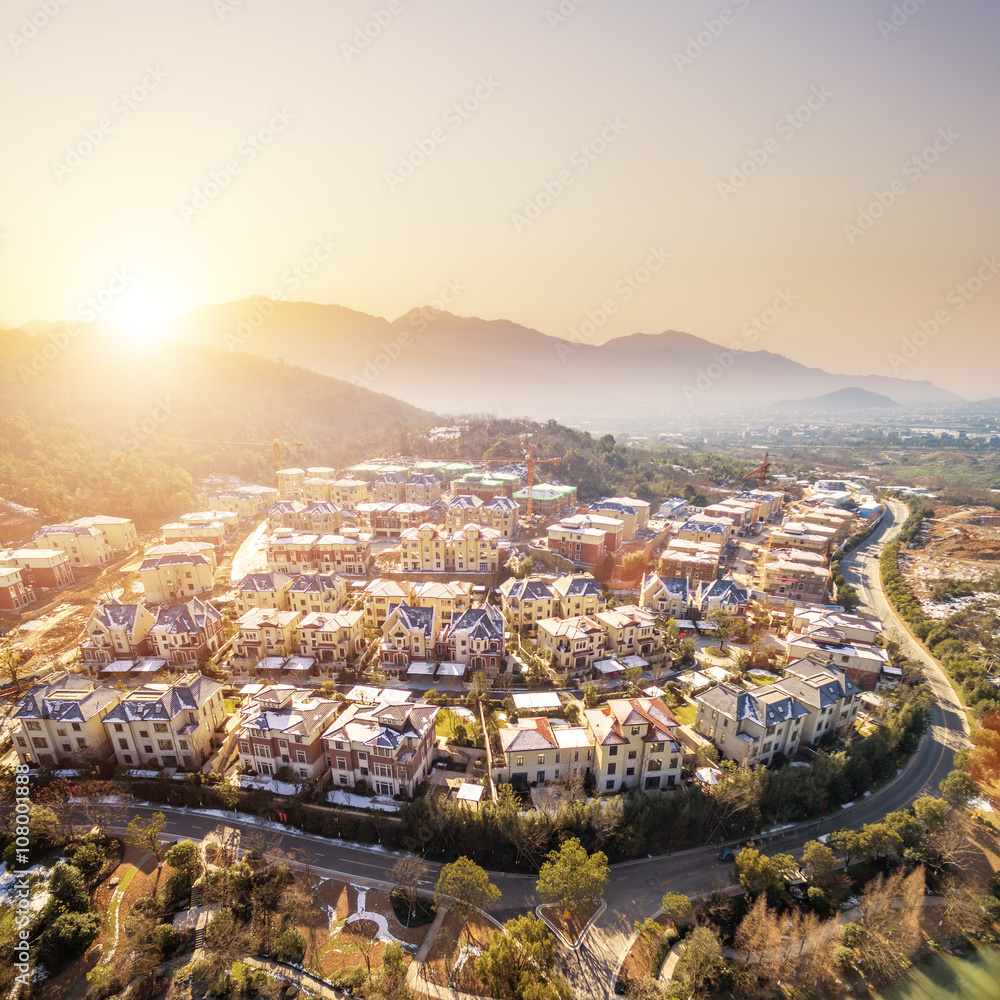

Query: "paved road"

xmin=92 ymin=499 xmax=970 ymax=999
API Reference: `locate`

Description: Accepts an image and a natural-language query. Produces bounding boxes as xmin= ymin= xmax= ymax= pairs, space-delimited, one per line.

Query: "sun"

xmin=107 ymin=282 xmax=179 ymax=343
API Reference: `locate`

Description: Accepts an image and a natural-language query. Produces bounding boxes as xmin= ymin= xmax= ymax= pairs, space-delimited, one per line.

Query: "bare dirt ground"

xmin=899 ymin=505 xmax=1000 ymax=600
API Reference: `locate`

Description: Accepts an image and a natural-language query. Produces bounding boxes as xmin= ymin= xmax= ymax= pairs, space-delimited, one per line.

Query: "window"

xmin=670 ymin=757 xmax=678 ymax=769
xmin=144 ymin=745 xmax=153 ymax=754
xmin=158 ymin=739 xmax=171 ymax=751
xmin=279 ymin=740 xmax=288 ymax=749
xmin=139 ymin=730 xmax=149 ymax=739
xmin=536 ymin=770 xmax=545 ymax=783
xmin=631 ymin=726 xmax=640 ymax=736
xmin=608 ymin=745 xmax=618 ymax=757
xmin=626 ymin=766 xmax=635 ymax=776
xmin=154 ymin=723 xmax=168 ymax=733
xmin=337 ymin=757 xmax=347 ymax=769
xmin=720 ymin=734 xmax=726 ymax=744
xmin=119 ymin=739 xmax=129 ymax=749
xmin=554 ymin=753 xmax=560 ymax=764
xmin=606 ymin=779 xmax=615 ymax=790
xmin=123 ymin=754 xmax=132 ymax=764
xmin=359 ymin=752 xmax=368 ymax=762
xmin=573 ymin=750 xmax=579 ymax=762
xmin=240 ymin=741 xmax=250 ymax=753
xmin=627 ymin=750 xmax=637 ymax=760
xmin=650 ymin=741 xmax=664 ymax=752
xmin=71 ymin=723 xmax=81 ymax=732
xmin=16 ymin=736 xmax=26 ymax=747
xmin=537 ymin=754 xmax=545 ymax=766
xmin=179 ymin=740 xmax=188 ymax=750
xmin=607 ymin=763 xmax=616 ymax=775
xmin=32 ymin=737 xmax=48 ymax=748
xmin=296 ymin=752 xmax=306 ymax=763
xmin=26 ymin=721 xmax=40 ymax=731
xmin=57 ymin=728 xmax=66 ymax=737
xmin=648 ymin=758 xmax=661 ymax=771
xmin=515 ymin=755 xmax=524 ymax=767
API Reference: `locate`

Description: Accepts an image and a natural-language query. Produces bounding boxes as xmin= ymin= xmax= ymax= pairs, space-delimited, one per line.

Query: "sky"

xmin=2 ymin=0 xmax=999 ymax=397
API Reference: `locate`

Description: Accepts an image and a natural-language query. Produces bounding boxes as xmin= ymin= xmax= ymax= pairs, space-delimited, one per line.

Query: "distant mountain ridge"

xmin=168 ymin=300 xmax=962 ymax=418
xmin=773 ymin=387 xmax=900 ymax=411
xmin=12 ymin=301 xmax=964 ymax=420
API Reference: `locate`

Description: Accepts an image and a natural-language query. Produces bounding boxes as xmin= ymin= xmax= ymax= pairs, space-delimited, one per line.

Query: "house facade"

xmin=0 ymin=548 xmax=74 ymax=590
xmin=12 ymin=673 xmax=123 ymax=766
xmin=102 ymin=673 xmax=224 ymax=771
xmin=584 ymin=697 xmax=683 ymax=793
xmin=237 ymin=686 xmax=338 ymax=780
xmin=323 ymin=701 xmax=439 ymax=797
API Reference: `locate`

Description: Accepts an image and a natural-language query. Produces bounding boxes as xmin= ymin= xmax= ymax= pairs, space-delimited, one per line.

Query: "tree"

xmin=78 ymin=781 xmax=128 ymax=838
xmin=434 ymin=857 xmax=502 ymax=926
xmin=389 ymin=854 xmax=427 ymax=926
xmin=912 ymin=795 xmax=949 ymax=834
xmin=0 ymin=637 xmax=27 ymax=697
xmin=800 ymin=839 xmax=838 ymax=889
xmin=536 ymin=837 xmax=609 ymax=917
xmin=217 ymin=777 xmax=240 ymax=811
xmin=706 ymin=607 xmax=736 ymax=651
xmin=72 ymin=840 xmax=107 ymax=888
xmin=582 ymin=681 xmax=599 ymax=708
xmin=731 ymin=848 xmax=796 ymax=900
xmin=857 ymin=822 xmax=904 ymax=865
xmin=125 ymin=811 xmax=167 ymax=862
xmin=165 ymin=839 xmax=202 ymax=877
xmin=591 ymin=798 xmax=623 ymax=850
xmin=45 ymin=862 xmax=91 ymax=918
xmin=274 ymin=927 xmax=307 ymax=964
xmin=829 ymin=828 xmax=861 ymax=869
xmin=674 ymin=925 xmax=723 ymax=999
xmin=475 ymin=913 xmax=563 ymax=1000
xmin=659 ymin=892 xmax=692 ymax=924
xmin=38 ymin=911 xmax=101 ymax=971
xmin=939 ymin=768 xmax=977 ymax=808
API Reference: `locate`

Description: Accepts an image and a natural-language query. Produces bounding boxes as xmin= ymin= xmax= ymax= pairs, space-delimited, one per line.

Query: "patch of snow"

xmin=840 ymin=801 xmax=855 ymax=809
xmin=327 ymin=790 xmax=400 ymax=813
xmin=970 ymin=796 xmax=995 ymax=813
xmin=346 ymin=885 xmax=417 ymax=951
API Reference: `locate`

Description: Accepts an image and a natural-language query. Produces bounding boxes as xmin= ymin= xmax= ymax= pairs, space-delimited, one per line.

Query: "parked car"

xmin=718 ymin=847 xmax=737 ymax=862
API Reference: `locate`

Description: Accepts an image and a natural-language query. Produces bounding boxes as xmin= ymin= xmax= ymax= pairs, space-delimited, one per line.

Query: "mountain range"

xmin=171 ymin=299 xmax=963 ymax=419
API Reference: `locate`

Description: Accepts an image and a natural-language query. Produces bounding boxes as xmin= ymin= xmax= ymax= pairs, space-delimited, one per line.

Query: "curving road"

xmin=93 ymin=499 xmax=970 ymax=999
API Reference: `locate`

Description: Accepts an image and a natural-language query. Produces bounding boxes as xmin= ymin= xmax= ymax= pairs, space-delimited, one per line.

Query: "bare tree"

xmin=591 ymin=798 xmax=623 ymax=851
xmin=389 ymin=855 xmax=428 ymax=926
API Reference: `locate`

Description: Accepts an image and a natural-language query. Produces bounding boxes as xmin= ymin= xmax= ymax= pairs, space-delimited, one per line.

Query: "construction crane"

xmin=169 ymin=429 xmax=303 ymax=471
xmin=522 ymin=442 xmax=561 ymax=519
xmin=742 ymin=451 xmax=772 ymax=535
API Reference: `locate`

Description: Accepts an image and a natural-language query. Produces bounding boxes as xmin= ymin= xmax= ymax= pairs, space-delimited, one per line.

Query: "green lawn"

xmin=745 ymin=673 xmax=775 ymax=687
xmin=436 ymin=708 xmax=462 ymax=740
xmin=671 ymin=703 xmax=697 ymax=725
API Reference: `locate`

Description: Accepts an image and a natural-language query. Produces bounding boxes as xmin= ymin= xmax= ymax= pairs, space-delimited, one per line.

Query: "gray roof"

xmin=103 ymin=675 xmax=223 ymax=724
xmin=237 ymin=572 xmax=292 ymax=592
xmin=483 ymin=495 xmax=518 ymax=511
xmin=15 ymin=673 xmax=120 ymax=723
xmin=94 ymin=601 xmax=144 ymax=630
xmin=288 ymin=573 xmax=345 ymax=595
xmin=699 ymin=578 xmax=748 ymax=606
xmin=451 ymin=605 xmax=504 ymax=640
xmin=389 ymin=602 xmax=437 ymax=636
xmin=150 ymin=599 xmax=221 ymax=635
xmin=504 ymin=579 xmax=555 ymax=602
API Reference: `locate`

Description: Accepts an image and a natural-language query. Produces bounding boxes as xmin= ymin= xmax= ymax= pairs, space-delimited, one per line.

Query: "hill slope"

xmin=0 ymin=325 xmax=435 ymax=524
xmin=772 ymin=387 xmax=900 ymax=411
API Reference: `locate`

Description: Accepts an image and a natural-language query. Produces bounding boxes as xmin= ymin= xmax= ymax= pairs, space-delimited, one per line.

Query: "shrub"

xmin=275 ymin=927 xmax=307 ymax=964
xmin=38 ymin=911 xmax=101 ymax=971
xmin=331 ymin=966 xmax=367 ymax=990
xmin=72 ymin=840 xmax=107 ymax=887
